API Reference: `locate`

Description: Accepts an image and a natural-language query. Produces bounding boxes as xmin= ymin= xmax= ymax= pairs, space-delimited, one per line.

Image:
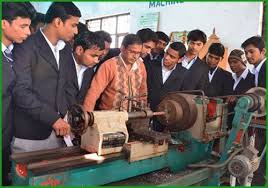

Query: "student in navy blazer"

xmin=205 ymin=43 xmax=233 ymax=97
xmin=228 ymin=49 xmax=255 ymax=95
xmin=12 ymin=3 xmax=81 ymax=153
xmin=178 ymin=29 xmax=209 ymax=93
xmin=66 ymin=31 xmax=105 ymax=106
xmin=2 ymin=2 xmax=35 ymax=185
xmin=242 ymin=36 xmax=266 ymax=186
xmin=227 ymin=49 xmax=255 ymax=143
xmin=147 ymin=42 xmax=187 ymax=132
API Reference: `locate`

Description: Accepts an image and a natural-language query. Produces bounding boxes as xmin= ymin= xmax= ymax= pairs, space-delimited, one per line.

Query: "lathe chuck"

xmin=157 ymin=93 xmax=198 ymax=131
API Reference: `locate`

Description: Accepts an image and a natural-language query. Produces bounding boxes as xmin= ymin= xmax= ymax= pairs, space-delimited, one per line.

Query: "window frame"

xmin=86 ymin=13 xmax=130 ymax=48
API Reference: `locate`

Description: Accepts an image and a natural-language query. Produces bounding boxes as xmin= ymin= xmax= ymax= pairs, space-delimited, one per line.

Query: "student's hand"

xmin=52 ymin=118 xmax=71 ymax=136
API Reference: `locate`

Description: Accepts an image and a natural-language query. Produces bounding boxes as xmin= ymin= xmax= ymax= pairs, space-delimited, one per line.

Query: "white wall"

xmin=32 ymin=1 xmax=262 ymax=52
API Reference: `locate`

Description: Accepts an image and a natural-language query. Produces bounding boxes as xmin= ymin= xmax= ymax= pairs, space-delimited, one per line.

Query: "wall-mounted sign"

xmin=138 ymin=12 xmax=159 ymax=31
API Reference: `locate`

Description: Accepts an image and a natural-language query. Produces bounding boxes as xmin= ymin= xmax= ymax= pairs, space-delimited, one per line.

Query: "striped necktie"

xmin=4 ymin=48 xmax=14 ymax=65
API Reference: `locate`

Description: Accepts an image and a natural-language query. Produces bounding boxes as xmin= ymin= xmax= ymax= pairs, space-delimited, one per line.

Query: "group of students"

xmin=2 ymin=2 xmax=266 ymax=186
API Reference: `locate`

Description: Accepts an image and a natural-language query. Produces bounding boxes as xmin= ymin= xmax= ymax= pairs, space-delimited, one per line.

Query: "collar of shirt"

xmin=150 ymin=53 xmax=159 ymax=61
xmin=251 ymin=58 xmax=266 ymax=86
xmin=40 ymin=28 xmax=65 ymax=64
xmin=119 ymin=53 xmax=138 ymax=71
xmin=161 ymin=59 xmax=177 ymax=84
xmin=208 ymin=66 xmax=219 ymax=82
xmin=232 ymin=68 xmax=249 ymax=81
xmin=72 ymin=54 xmax=88 ymax=89
xmin=2 ymin=42 xmax=14 ymax=53
xmin=161 ymin=59 xmax=177 ymax=72
xmin=181 ymin=55 xmax=198 ymax=70
xmin=232 ymin=68 xmax=249 ymax=90
xmin=252 ymin=58 xmax=266 ymax=74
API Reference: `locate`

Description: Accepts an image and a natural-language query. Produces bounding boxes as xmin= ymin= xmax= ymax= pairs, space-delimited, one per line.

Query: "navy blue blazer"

xmin=206 ymin=67 xmax=233 ymax=97
xmin=147 ymin=59 xmax=187 ymax=111
xmin=257 ymin=61 xmax=266 ymax=88
xmin=65 ymin=57 xmax=95 ymax=105
xmin=2 ymin=52 xmax=16 ymax=149
xmin=13 ymin=30 xmax=74 ymax=140
xmin=232 ymin=71 xmax=255 ymax=95
xmin=178 ymin=57 xmax=209 ymax=94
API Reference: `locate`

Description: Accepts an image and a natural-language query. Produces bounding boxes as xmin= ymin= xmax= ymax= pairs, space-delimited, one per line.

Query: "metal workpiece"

xmin=127 ymin=110 xmax=160 ymax=119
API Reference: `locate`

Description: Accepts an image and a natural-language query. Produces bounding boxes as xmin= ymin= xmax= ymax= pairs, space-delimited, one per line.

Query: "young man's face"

xmin=121 ymin=44 xmax=142 ymax=64
xmin=153 ymin=39 xmax=168 ymax=54
xmin=58 ymin=16 xmax=79 ymax=42
xmin=141 ymin=41 xmax=156 ymax=58
xmin=244 ymin=44 xmax=266 ymax=66
xmin=2 ymin=17 xmax=31 ymax=44
xmin=206 ymin=53 xmax=222 ymax=69
xmin=100 ymin=41 xmax=111 ymax=60
xmin=163 ymin=47 xmax=180 ymax=70
xmin=76 ymin=46 xmax=103 ymax=68
xmin=228 ymin=58 xmax=245 ymax=74
xmin=187 ymin=40 xmax=204 ymax=56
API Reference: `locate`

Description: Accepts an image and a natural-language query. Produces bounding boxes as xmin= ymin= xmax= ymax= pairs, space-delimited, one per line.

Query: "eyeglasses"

xmin=126 ymin=48 xmax=141 ymax=56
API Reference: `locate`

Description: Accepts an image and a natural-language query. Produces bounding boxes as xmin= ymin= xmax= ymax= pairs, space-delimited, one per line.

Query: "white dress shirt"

xmin=2 ymin=43 xmax=14 ymax=53
xmin=150 ymin=53 xmax=160 ymax=61
xmin=232 ymin=68 xmax=249 ymax=90
xmin=2 ymin=42 xmax=14 ymax=62
xmin=72 ymin=54 xmax=88 ymax=90
xmin=251 ymin=58 xmax=266 ymax=86
xmin=208 ymin=66 xmax=219 ymax=83
xmin=40 ymin=28 xmax=65 ymax=69
xmin=181 ymin=55 xmax=198 ymax=70
xmin=161 ymin=59 xmax=177 ymax=84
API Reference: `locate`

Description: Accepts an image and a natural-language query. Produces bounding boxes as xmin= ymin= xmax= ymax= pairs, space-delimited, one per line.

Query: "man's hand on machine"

xmin=52 ymin=118 xmax=71 ymax=136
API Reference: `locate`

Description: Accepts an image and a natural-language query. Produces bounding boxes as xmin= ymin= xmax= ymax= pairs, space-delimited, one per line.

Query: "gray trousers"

xmin=11 ymin=131 xmax=64 ymax=154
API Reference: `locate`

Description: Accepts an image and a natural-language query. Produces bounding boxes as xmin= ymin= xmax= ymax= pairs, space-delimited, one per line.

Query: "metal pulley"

xmin=245 ymin=87 xmax=266 ymax=117
xmin=156 ymin=93 xmax=198 ymax=131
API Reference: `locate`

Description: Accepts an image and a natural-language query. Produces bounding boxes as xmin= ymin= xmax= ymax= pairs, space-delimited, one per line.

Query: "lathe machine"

xmin=11 ymin=88 xmax=266 ymax=186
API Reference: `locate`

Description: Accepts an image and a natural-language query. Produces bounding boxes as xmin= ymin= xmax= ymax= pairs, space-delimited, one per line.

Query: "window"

xmin=86 ymin=13 xmax=130 ymax=48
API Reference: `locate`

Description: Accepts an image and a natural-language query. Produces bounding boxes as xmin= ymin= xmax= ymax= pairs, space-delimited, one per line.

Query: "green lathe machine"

xmin=11 ymin=88 xmax=266 ymax=186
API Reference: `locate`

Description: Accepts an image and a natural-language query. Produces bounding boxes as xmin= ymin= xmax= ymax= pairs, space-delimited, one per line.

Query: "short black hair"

xmin=136 ymin=28 xmax=158 ymax=43
xmin=208 ymin=43 xmax=225 ymax=57
xmin=3 ymin=2 xmax=36 ymax=22
xmin=74 ymin=22 xmax=89 ymax=40
xmin=77 ymin=22 xmax=88 ymax=34
xmin=95 ymin=30 xmax=112 ymax=43
xmin=30 ymin=12 xmax=45 ymax=30
xmin=241 ymin=36 xmax=265 ymax=51
xmin=121 ymin=34 xmax=142 ymax=48
xmin=169 ymin=42 xmax=186 ymax=58
xmin=74 ymin=31 xmax=105 ymax=51
xmin=187 ymin=29 xmax=207 ymax=44
xmin=156 ymin=31 xmax=170 ymax=43
xmin=45 ymin=2 xmax=81 ymax=24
